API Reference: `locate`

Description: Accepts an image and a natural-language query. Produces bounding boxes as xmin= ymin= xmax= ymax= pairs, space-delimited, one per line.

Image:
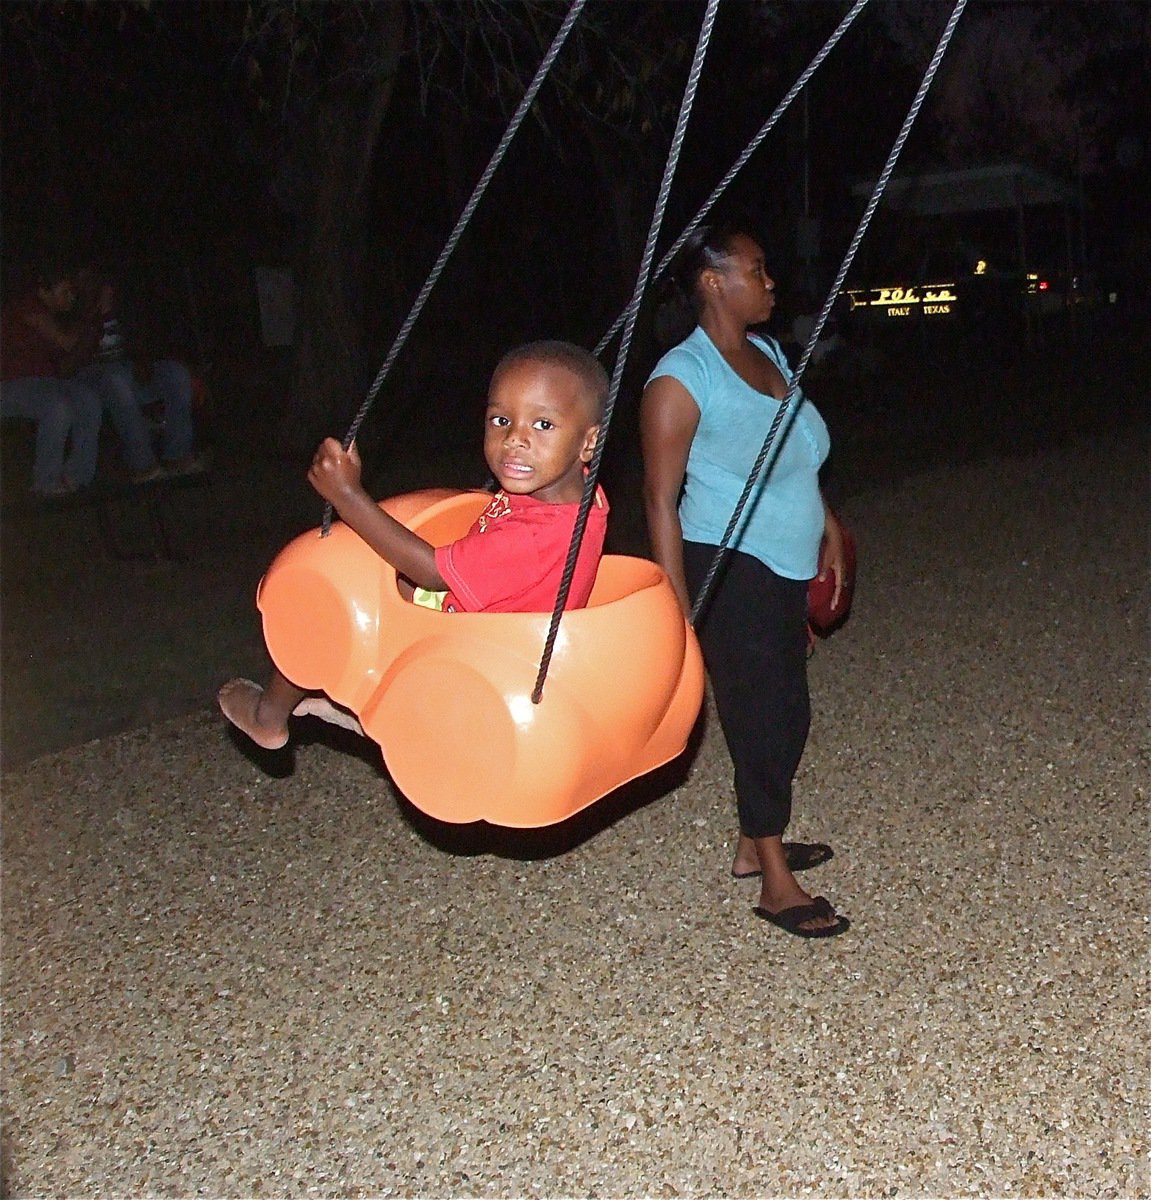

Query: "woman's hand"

xmin=817 ymin=504 xmax=847 ymax=613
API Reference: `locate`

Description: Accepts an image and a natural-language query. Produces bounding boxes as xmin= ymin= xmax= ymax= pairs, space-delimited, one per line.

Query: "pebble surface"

xmin=3 ymin=429 xmax=1148 ymax=1198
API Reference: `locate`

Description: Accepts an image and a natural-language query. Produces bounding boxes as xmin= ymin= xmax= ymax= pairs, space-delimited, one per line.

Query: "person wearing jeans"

xmin=76 ymin=357 xmax=200 ymax=481
xmin=71 ymin=272 xmax=206 ymax=483
xmin=0 ymin=266 xmax=102 ymax=495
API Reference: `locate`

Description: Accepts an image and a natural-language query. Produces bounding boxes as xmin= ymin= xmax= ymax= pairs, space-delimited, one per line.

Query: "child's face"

xmin=483 ymin=360 xmax=600 ymax=505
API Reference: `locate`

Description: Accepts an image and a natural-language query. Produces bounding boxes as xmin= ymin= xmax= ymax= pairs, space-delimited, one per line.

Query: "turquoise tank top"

xmin=647 ymin=325 xmax=830 ymax=580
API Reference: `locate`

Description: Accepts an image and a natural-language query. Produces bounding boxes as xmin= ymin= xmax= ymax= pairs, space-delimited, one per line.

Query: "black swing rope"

xmin=542 ymin=0 xmax=873 ymax=698
xmin=687 ymin=0 xmax=969 ymax=625
xmin=322 ymin=0 xmax=965 ymax=701
xmin=531 ymin=0 xmax=721 ymax=703
xmin=322 ymin=0 xmax=588 ymax=535
xmin=593 ymin=0 xmax=872 ymax=359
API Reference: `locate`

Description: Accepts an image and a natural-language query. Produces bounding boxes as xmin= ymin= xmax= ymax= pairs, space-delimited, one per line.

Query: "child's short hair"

xmin=494 ymin=340 xmax=608 ymax=422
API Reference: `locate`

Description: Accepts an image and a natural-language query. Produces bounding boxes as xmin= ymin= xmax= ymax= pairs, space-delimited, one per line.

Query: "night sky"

xmin=2 ymin=0 xmax=1147 ymax=453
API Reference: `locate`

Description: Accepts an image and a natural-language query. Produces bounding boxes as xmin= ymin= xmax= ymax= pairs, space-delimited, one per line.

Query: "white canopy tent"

xmin=851 ymin=162 xmax=1077 ymax=216
xmin=849 ymin=162 xmax=1084 ymax=342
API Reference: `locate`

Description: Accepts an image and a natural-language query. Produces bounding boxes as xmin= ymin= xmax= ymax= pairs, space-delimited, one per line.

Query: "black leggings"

xmin=684 ymin=542 xmax=811 ymax=839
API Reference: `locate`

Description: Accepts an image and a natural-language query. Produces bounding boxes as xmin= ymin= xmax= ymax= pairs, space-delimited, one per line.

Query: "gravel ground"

xmin=2 ymin=419 xmax=1147 ymax=1198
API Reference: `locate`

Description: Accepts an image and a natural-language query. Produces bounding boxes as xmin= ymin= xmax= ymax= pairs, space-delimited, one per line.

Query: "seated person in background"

xmin=0 ymin=263 xmax=103 ymax=496
xmin=68 ymin=269 xmax=207 ymax=483
xmin=219 ymin=339 xmax=609 ymax=749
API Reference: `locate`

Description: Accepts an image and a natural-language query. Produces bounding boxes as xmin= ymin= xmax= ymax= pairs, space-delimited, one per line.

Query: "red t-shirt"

xmin=435 ymin=486 xmax=609 ymax=613
xmin=0 ymin=295 xmax=64 ymax=382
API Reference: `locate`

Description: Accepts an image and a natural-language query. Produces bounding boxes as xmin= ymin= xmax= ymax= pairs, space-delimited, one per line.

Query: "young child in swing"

xmin=218 ymin=339 xmax=610 ymax=750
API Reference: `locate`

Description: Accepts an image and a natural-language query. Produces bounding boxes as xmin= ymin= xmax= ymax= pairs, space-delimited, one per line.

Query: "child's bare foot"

xmin=218 ymin=678 xmax=289 ymax=750
xmin=292 ymin=696 xmax=365 ymax=736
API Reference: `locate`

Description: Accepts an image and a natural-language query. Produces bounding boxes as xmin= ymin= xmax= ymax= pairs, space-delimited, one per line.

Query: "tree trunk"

xmin=280 ymin=2 xmax=406 ymax=456
xmin=585 ymin=123 xmax=649 ymax=305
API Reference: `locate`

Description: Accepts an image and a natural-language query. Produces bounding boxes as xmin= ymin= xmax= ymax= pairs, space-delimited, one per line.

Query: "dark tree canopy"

xmin=2 ymin=1 xmax=1143 ymax=458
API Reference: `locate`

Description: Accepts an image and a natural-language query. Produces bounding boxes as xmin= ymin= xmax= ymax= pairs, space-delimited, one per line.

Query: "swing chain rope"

xmin=593 ymin=0 xmax=872 ymax=359
xmin=530 ymin=0 xmax=722 ymax=705
xmin=689 ymin=0 xmax=969 ymax=626
xmin=321 ymin=0 xmax=588 ymax=535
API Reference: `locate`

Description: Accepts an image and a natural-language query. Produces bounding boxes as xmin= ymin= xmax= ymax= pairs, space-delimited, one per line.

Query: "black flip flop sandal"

xmin=753 ymin=895 xmax=850 ymax=939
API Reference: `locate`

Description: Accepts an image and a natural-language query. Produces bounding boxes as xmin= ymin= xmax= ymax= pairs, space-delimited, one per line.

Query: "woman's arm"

xmin=307 ymin=438 xmax=448 ymax=591
xmin=817 ymin=496 xmax=847 ymax=611
xmin=640 ymin=375 xmax=700 ymax=617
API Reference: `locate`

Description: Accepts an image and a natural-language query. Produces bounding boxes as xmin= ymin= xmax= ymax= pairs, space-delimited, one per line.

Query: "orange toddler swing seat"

xmin=256 ymin=488 xmax=705 ymax=828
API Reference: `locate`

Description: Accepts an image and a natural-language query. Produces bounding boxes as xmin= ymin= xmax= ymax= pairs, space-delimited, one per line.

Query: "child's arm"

xmin=307 ymin=438 xmax=448 ymax=591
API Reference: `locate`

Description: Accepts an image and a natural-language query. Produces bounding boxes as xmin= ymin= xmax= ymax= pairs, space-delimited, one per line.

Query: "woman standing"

xmin=641 ymin=223 xmax=849 ymax=938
